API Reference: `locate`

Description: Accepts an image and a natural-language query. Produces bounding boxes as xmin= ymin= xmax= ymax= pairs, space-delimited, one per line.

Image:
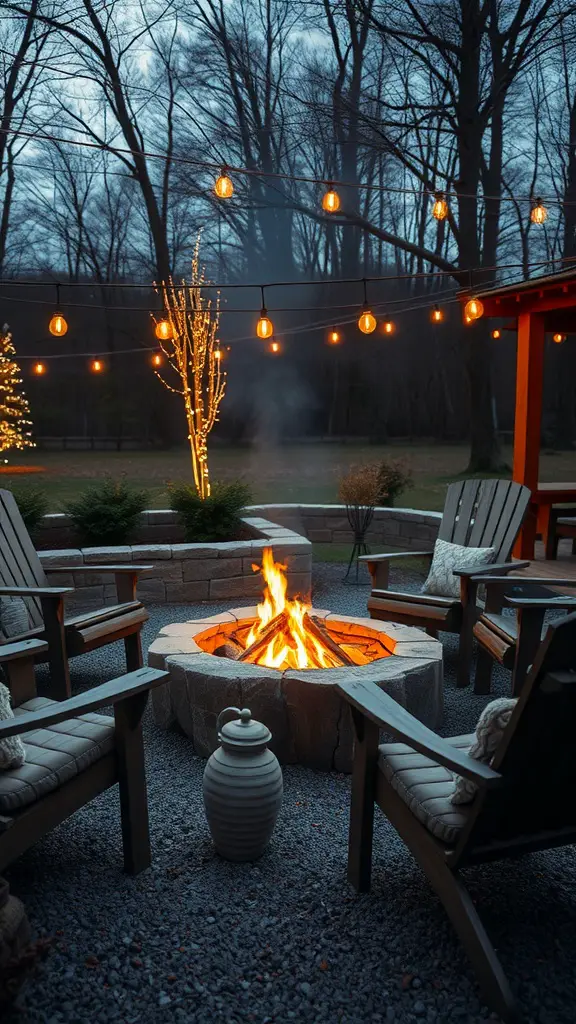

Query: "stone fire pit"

xmin=148 ymin=607 xmax=443 ymax=772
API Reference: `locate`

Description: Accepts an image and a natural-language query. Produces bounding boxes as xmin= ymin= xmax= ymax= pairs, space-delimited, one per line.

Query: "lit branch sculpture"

xmin=153 ymin=243 xmax=226 ymax=499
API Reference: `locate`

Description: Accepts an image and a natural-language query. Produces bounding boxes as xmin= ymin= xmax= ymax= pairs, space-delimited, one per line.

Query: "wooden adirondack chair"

xmin=361 ymin=479 xmax=531 ymax=687
xmin=0 ymin=489 xmax=152 ymax=700
xmin=0 ymin=637 xmax=168 ymax=873
xmin=336 ymin=612 xmax=576 ymax=1023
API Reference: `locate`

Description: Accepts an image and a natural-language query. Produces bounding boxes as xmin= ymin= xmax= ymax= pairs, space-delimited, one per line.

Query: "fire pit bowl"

xmin=149 ymin=606 xmax=443 ymax=772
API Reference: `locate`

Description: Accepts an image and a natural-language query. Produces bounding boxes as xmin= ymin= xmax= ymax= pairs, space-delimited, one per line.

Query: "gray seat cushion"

xmin=0 ymin=698 xmax=114 ymax=814
xmin=379 ymin=734 xmax=474 ymax=844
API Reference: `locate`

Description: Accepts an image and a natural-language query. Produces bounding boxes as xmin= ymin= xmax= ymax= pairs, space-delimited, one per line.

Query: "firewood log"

xmin=305 ymin=614 xmax=356 ymax=667
xmin=213 ymin=640 xmax=244 ymax=660
xmin=238 ymin=611 xmax=290 ymax=662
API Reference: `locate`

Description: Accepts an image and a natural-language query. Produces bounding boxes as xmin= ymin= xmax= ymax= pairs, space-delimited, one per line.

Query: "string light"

xmin=430 ymin=304 xmax=444 ymax=323
xmin=321 ymin=183 xmax=341 ymax=213
xmin=0 ymin=326 xmax=34 ymax=455
xmin=327 ymin=328 xmax=341 ymax=345
xmin=32 ymin=361 xmax=46 ymax=374
xmin=90 ymin=358 xmax=104 ymax=372
xmin=269 ymin=340 xmax=281 ymax=354
xmin=214 ymin=166 xmax=234 ymax=199
xmin=553 ymin=332 xmax=566 ymax=344
xmin=530 ymin=198 xmax=548 ymax=224
xmin=155 ymin=317 xmax=173 ymax=341
xmin=382 ymin=319 xmax=394 ymax=335
xmin=358 ymin=279 xmax=377 ymax=334
xmin=151 ymin=352 xmax=163 ymax=367
xmin=492 ymin=328 xmax=501 ymax=339
xmin=464 ymin=297 xmax=484 ymax=321
xmin=432 ymin=192 xmax=449 ymax=221
xmin=48 ymin=283 xmax=68 ymax=336
xmin=256 ymin=286 xmax=274 ymax=339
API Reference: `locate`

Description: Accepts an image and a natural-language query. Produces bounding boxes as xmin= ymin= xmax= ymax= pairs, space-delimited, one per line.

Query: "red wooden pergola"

xmin=461 ymin=268 xmax=576 ymax=558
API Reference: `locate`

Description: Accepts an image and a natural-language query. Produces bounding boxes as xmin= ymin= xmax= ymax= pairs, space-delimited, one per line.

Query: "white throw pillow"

xmin=451 ymin=697 xmax=517 ymax=805
xmin=0 ymin=680 xmax=25 ymax=770
xmin=0 ymin=596 xmax=29 ymax=640
xmin=421 ymin=537 xmax=496 ymax=599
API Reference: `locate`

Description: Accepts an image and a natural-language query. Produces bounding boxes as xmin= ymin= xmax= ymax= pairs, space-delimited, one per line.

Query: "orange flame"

xmin=244 ymin=548 xmax=342 ymax=670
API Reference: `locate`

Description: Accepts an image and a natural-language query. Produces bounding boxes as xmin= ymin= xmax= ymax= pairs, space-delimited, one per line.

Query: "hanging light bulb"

xmin=430 ymin=304 xmax=444 ymax=323
xmin=530 ymin=197 xmax=548 ymax=225
xmin=464 ymin=297 xmax=484 ymax=321
xmin=90 ymin=358 xmax=104 ymax=373
xmin=256 ymin=286 xmax=274 ymax=339
xmin=155 ymin=318 xmax=173 ymax=341
xmin=214 ymin=166 xmax=234 ymax=199
xmin=151 ymin=352 xmax=163 ymax=367
xmin=32 ymin=361 xmax=46 ymax=375
xmin=492 ymin=328 xmax=501 ymax=339
xmin=382 ymin=319 xmax=394 ymax=335
xmin=553 ymin=332 xmax=566 ymax=344
xmin=358 ymin=278 xmax=377 ymax=334
xmin=322 ymin=183 xmax=341 ymax=213
xmin=48 ymin=284 xmax=68 ymax=336
xmin=432 ymin=192 xmax=449 ymax=221
xmin=327 ymin=327 xmax=341 ymax=345
xmin=269 ymin=340 xmax=281 ymax=354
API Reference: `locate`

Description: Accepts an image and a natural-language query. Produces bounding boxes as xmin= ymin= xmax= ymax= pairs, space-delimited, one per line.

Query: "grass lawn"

xmin=2 ymin=442 xmax=576 ymax=512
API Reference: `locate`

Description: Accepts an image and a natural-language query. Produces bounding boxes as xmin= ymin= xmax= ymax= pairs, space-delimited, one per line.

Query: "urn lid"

xmin=217 ymin=707 xmax=271 ymax=749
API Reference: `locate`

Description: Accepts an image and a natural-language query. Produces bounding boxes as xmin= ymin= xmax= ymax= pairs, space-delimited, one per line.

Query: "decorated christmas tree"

xmin=0 ymin=324 xmax=34 ymax=456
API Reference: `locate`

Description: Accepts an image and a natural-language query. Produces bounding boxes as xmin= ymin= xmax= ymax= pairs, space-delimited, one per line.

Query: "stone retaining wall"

xmin=38 ymin=517 xmax=311 ymax=613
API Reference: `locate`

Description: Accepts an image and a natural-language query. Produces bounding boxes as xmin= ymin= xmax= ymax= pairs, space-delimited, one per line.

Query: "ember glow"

xmin=243 ymin=548 xmax=345 ymax=670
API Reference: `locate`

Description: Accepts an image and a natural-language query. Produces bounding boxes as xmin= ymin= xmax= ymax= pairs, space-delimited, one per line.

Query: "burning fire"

xmin=244 ymin=548 xmax=344 ymax=670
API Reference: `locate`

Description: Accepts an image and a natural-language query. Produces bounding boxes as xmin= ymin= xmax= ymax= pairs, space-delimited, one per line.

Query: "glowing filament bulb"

xmin=155 ymin=318 xmax=172 ymax=341
xmin=432 ymin=192 xmax=449 ymax=221
xmin=49 ymin=312 xmax=68 ymax=337
xmin=358 ymin=306 xmax=377 ymax=334
xmin=431 ymin=305 xmax=443 ymax=323
xmin=91 ymin=358 xmax=104 ymax=373
xmin=530 ymin=198 xmax=547 ymax=225
xmin=492 ymin=329 xmax=501 ymax=339
xmin=33 ymin=362 xmax=46 ymax=375
xmin=328 ymin=328 xmax=341 ymax=345
xmin=256 ymin=308 xmax=274 ymax=339
xmin=269 ymin=340 xmax=280 ymax=354
xmin=152 ymin=352 xmax=163 ymax=367
xmin=322 ymin=184 xmax=341 ymax=213
xmin=214 ymin=168 xmax=234 ymax=199
xmin=464 ymin=297 xmax=484 ymax=321
xmin=383 ymin=319 xmax=394 ymax=335
xmin=553 ymin=332 xmax=565 ymax=344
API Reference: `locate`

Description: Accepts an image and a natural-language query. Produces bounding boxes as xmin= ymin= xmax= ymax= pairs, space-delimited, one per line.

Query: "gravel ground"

xmin=5 ymin=562 xmax=576 ymax=1024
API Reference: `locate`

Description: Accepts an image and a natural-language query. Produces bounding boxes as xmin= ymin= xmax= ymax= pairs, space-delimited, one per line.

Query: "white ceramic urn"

xmin=203 ymin=707 xmax=283 ymax=862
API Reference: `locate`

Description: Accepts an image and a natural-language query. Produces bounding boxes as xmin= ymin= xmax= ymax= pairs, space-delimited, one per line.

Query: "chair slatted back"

xmin=0 ymin=490 xmax=48 ymax=630
xmin=438 ymin=479 xmax=530 ymax=561
xmin=460 ymin=613 xmax=576 ymax=856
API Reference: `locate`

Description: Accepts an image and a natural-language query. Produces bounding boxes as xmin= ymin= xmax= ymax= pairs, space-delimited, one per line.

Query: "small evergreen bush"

xmin=65 ymin=478 xmax=148 ymax=546
xmin=376 ymin=458 xmax=413 ymax=507
xmin=9 ymin=485 xmax=49 ymax=539
xmin=170 ymin=480 xmax=252 ymax=542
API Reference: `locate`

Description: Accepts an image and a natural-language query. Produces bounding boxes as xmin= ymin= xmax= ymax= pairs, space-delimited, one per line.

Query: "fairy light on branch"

xmin=0 ymin=324 xmax=34 ymax=455
xmin=154 ymin=236 xmax=226 ymax=500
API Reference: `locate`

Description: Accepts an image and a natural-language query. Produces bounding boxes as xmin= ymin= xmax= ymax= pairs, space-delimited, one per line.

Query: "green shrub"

xmin=9 ymin=485 xmax=49 ymax=538
xmin=64 ymin=478 xmax=148 ymax=546
xmin=170 ymin=480 xmax=252 ymax=542
xmin=376 ymin=458 xmax=413 ymax=507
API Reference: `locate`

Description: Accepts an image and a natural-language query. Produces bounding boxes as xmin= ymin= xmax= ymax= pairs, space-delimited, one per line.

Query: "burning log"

xmin=213 ymin=640 xmax=244 ymax=660
xmin=305 ymin=615 xmax=356 ymax=667
xmin=239 ymin=612 xmax=290 ymax=663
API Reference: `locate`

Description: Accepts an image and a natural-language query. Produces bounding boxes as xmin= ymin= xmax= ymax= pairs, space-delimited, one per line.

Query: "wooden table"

xmin=515 ymin=482 xmax=576 ymax=558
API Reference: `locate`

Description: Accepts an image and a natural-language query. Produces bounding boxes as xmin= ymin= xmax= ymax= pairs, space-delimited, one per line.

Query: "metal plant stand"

xmin=343 ymin=504 xmax=375 ymax=583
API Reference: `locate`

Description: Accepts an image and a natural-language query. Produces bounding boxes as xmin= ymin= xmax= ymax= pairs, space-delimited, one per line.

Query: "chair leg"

xmin=347 ymin=711 xmax=379 ymax=893
xmin=124 ymin=630 xmax=143 ymax=673
xmin=426 ymin=627 xmax=438 ymax=638
xmin=474 ymin=647 xmax=494 ymax=695
xmin=512 ymin=608 xmax=545 ymax=697
xmin=456 ymin=620 xmax=474 ymax=689
xmin=41 ymin=595 xmax=71 ymax=700
xmin=428 ymin=863 xmax=521 ymax=1022
xmin=114 ymin=691 xmax=151 ymax=875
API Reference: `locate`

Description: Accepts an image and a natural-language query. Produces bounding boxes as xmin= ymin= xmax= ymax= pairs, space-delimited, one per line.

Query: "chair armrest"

xmin=336 ymin=679 xmax=501 ymax=787
xmin=505 ymin=595 xmax=576 ymax=610
xmin=0 ymin=667 xmax=169 ymax=740
xmin=359 ymin=551 xmax=434 ymax=563
xmin=46 ymin=565 xmax=153 ymax=574
xmin=0 ymin=585 xmax=73 ymax=598
xmin=453 ymin=560 xmax=530 ymax=579
xmin=0 ymin=639 xmax=48 ymax=663
xmin=477 ymin=576 xmax=576 ymax=587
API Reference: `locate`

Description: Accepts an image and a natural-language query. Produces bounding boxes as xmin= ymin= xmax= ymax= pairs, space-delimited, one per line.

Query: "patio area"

xmin=5 ymin=560 xmax=576 ymax=1024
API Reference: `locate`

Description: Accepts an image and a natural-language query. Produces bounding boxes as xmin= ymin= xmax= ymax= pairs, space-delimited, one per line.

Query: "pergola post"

xmin=513 ymin=311 xmax=545 ymax=558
